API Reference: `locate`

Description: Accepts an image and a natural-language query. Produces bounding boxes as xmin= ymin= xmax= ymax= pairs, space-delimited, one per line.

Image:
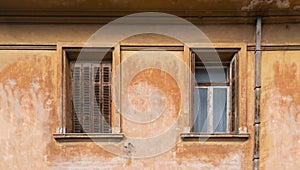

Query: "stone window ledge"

xmin=180 ymin=133 xmax=250 ymax=142
xmin=53 ymin=133 xmax=125 ymax=142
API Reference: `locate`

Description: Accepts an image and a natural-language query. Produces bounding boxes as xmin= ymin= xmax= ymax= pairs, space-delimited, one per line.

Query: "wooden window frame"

xmin=54 ymin=44 xmax=124 ymax=142
xmin=194 ymin=86 xmax=231 ymax=133
xmin=192 ymin=53 xmax=234 ymax=134
xmin=182 ymin=45 xmax=249 ymax=141
xmin=194 ymin=65 xmax=230 ymax=86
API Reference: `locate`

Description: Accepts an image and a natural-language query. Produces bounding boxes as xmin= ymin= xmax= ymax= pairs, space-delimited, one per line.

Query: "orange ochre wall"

xmin=0 ymin=23 xmax=299 ymax=170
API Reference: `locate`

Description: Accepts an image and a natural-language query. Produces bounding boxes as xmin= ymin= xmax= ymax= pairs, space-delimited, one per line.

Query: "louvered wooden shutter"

xmin=82 ymin=64 xmax=92 ymax=132
xmin=72 ymin=64 xmax=83 ymax=133
xmin=191 ymin=52 xmax=196 ymax=131
xmin=229 ymin=53 xmax=239 ymax=132
xmin=71 ymin=62 xmax=111 ymax=133
xmin=101 ymin=63 xmax=112 ymax=133
xmin=92 ymin=65 xmax=101 ymax=133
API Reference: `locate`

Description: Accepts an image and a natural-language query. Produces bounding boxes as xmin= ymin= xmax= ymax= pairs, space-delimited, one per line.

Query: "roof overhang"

xmin=1 ymin=0 xmax=300 ymax=24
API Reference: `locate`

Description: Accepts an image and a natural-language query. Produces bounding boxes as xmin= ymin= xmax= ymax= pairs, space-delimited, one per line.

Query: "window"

xmin=192 ymin=49 xmax=239 ymax=133
xmin=70 ymin=62 xmax=111 ymax=133
xmin=64 ymin=48 xmax=112 ymax=133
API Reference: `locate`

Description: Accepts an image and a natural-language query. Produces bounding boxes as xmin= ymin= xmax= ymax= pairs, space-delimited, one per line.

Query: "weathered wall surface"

xmin=0 ymin=22 xmax=299 ymax=169
xmin=260 ymin=51 xmax=300 ymax=170
xmin=0 ymin=50 xmax=56 ymax=169
xmin=0 ymin=57 xmax=251 ymax=168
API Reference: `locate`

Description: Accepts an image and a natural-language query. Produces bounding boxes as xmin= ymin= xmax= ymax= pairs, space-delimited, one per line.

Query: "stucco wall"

xmin=0 ymin=22 xmax=299 ymax=169
xmin=260 ymin=51 xmax=300 ymax=170
xmin=0 ymin=51 xmax=56 ymax=169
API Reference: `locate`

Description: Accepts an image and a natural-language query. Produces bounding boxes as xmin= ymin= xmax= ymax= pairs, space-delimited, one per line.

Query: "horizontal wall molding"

xmin=1 ymin=10 xmax=300 ymax=24
xmin=180 ymin=133 xmax=250 ymax=142
xmin=0 ymin=45 xmax=57 ymax=50
xmin=121 ymin=45 xmax=184 ymax=51
xmin=247 ymin=45 xmax=300 ymax=51
xmin=1 ymin=45 xmax=300 ymax=51
xmin=53 ymin=133 xmax=125 ymax=142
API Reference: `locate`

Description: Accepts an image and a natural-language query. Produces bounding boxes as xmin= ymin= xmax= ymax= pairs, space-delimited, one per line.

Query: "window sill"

xmin=53 ymin=133 xmax=125 ymax=142
xmin=180 ymin=133 xmax=250 ymax=142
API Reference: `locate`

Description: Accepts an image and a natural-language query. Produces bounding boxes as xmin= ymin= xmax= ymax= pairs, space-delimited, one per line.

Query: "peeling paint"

xmin=242 ymin=0 xmax=290 ymax=10
xmin=0 ymin=43 xmax=254 ymax=169
xmin=275 ymin=0 xmax=290 ymax=8
xmin=0 ymin=52 xmax=54 ymax=170
xmin=261 ymin=52 xmax=300 ymax=170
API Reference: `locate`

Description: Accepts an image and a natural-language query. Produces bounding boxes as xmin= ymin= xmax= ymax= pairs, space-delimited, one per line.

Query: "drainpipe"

xmin=253 ymin=16 xmax=262 ymax=170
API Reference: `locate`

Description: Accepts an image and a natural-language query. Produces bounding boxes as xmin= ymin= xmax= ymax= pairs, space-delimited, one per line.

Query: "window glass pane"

xmin=213 ymin=88 xmax=227 ymax=132
xmin=194 ymin=88 xmax=207 ymax=132
xmin=195 ymin=68 xmax=227 ymax=83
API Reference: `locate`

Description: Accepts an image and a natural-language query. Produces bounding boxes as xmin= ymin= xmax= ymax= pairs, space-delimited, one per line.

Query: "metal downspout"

xmin=253 ymin=16 xmax=262 ymax=170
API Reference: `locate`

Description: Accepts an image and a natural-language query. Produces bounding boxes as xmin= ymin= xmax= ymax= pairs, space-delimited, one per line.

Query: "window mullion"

xmin=207 ymin=87 xmax=213 ymax=133
xmin=226 ymin=87 xmax=231 ymax=133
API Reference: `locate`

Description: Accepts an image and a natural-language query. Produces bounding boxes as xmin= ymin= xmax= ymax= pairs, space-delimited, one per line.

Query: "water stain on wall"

xmin=0 ymin=54 xmax=54 ymax=169
xmin=124 ymin=68 xmax=181 ymax=138
xmin=261 ymin=52 xmax=300 ymax=170
xmin=0 ymin=47 xmax=252 ymax=169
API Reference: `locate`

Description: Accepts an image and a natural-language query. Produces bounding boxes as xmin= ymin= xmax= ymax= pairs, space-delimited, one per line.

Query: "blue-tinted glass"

xmin=213 ymin=88 xmax=227 ymax=132
xmin=194 ymin=88 xmax=207 ymax=132
xmin=195 ymin=68 xmax=227 ymax=83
